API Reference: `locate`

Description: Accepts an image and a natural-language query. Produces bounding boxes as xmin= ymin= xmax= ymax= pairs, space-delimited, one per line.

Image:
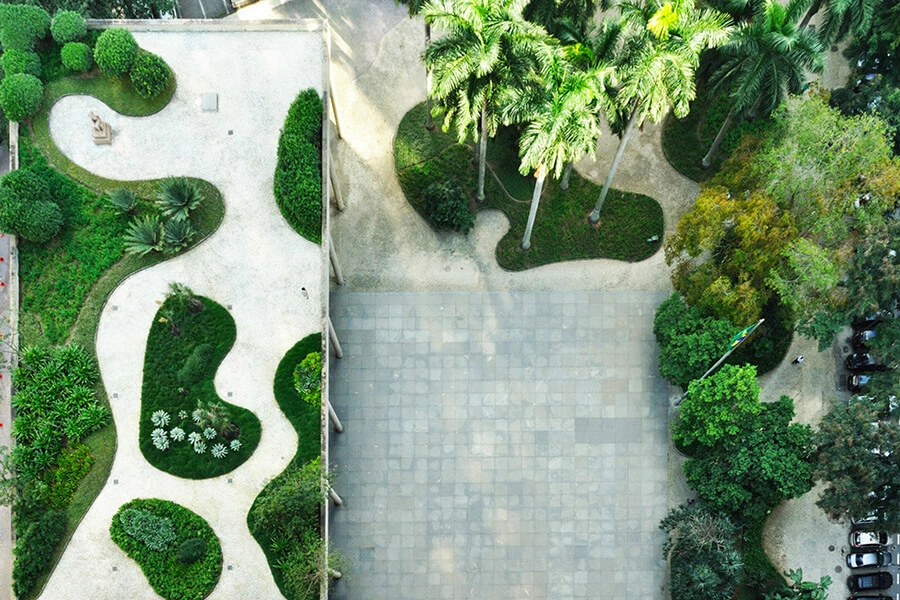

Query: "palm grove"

xmin=403 ymin=0 xmax=900 ymax=598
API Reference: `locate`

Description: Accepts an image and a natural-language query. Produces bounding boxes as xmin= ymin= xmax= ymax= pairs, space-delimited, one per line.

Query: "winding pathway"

xmin=39 ymin=25 xmax=326 ymax=599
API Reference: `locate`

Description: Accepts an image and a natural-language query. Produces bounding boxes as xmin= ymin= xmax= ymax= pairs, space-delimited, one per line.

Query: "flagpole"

xmin=675 ymin=318 xmax=764 ymax=406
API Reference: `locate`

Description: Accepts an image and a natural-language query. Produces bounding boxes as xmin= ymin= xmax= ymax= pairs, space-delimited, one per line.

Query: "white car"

xmin=847 ymin=550 xmax=892 ymax=568
xmin=850 ymin=529 xmax=890 ymax=548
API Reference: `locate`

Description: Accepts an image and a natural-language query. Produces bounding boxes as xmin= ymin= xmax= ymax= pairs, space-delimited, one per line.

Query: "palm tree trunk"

xmin=522 ymin=164 xmax=547 ymax=250
xmin=477 ymin=106 xmax=487 ymax=202
xmin=589 ymin=106 xmax=639 ymax=224
xmin=799 ymin=0 xmax=822 ymax=29
xmin=701 ymin=105 xmax=736 ymax=169
xmin=424 ymin=23 xmax=435 ymax=131
xmin=560 ymin=162 xmax=573 ymax=190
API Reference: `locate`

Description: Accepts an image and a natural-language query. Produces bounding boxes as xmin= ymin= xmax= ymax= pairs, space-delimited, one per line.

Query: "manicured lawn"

xmin=140 ymin=296 xmax=261 ymax=478
xmin=395 ymin=103 xmax=664 ymax=270
xmin=110 ymin=498 xmax=222 ymax=600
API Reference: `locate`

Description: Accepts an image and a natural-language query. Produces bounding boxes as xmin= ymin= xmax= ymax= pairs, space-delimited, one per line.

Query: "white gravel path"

xmin=40 ymin=26 xmax=326 ymax=600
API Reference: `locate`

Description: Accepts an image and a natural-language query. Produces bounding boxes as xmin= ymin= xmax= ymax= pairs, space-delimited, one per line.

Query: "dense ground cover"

xmin=249 ymin=333 xmax=326 ymax=600
xmin=110 ymin=498 xmax=222 ymax=600
xmin=140 ymin=293 xmax=260 ymax=478
xmin=395 ymin=103 xmax=664 ymax=270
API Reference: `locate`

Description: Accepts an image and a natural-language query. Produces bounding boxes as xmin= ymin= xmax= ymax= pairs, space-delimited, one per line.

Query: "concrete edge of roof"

xmin=85 ymin=17 xmax=328 ymax=32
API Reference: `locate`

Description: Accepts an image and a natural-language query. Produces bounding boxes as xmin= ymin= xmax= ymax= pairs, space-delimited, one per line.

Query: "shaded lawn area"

xmin=396 ymin=103 xmax=663 ymax=270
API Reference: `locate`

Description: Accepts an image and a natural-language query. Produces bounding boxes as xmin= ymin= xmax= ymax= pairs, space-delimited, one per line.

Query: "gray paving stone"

xmin=328 ymin=291 xmax=670 ymax=600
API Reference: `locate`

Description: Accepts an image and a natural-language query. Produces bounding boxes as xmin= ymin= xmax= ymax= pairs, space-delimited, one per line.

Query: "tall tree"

xmin=502 ymin=47 xmax=612 ymax=249
xmin=423 ymin=0 xmax=554 ymax=202
xmin=588 ymin=0 xmax=732 ymax=224
xmin=701 ymin=0 xmax=824 ymax=167
xmin=799 ymin=0 xmax=880 ymax=43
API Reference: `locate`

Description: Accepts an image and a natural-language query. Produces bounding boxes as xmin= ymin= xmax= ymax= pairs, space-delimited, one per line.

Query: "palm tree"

xmin=588 ymin=0 xmax=732 ymax=224
xmin=503 ymin=52 xmax=610 ymax=249
xmin=799 ymin=0 xmax=879 ymax=42
xmin=701 ymin=0 xmax=823 ymax=167
xmin=396 ymin=0 xmax=436 ymax=129
xmin=423 ymin=0 xmax=554 ymax=202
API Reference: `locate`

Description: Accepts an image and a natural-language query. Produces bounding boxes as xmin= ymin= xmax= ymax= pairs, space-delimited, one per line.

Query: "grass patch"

xmin=396 ymin=103 xmax=663 ymax=270
xmin=272 ymin=333 xmax=323 ymax=465
xmin=140 ymin=297 xmax=260 ymax=478
xmin=110 ymin=498 xmax=222 ymax=600
xmin=44 ymin=68 xmax=175 ymax=117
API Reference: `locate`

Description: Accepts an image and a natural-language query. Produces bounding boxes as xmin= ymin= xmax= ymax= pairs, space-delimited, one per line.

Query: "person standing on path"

xmin=792 ymin=355 xmax=804 ymax=365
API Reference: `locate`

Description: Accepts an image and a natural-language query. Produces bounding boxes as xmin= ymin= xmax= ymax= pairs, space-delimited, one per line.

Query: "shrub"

xmin=105 ymin=188 xmax=138 ymax=214
xmin=0 ymin=168 xmax=63 ymax=243
xmin=0 ymin=73 xmax=43 ymax=122
xmin=274 ymin=89 xmax=323 ymax=244
xmin=157 ymin=177 xmax=203 ymax=222
xmin=41 ymin=444 xmax=95 ymax=510
xmin=0 ymin=4 xmax=51 ymax=51
xmin=93 ymin=28 xmax=138 ymax=76
xmin=177 ymin=343 xmax=214 ymax=386
xmin=119 ymin=508 xmax=177 ymax=551
xmin=61 ymin=41 xmax=93 ymax=72
xmin=50 ymin=10 xmax=86 ymax=44
xmin=1 ymin=49 xmax=41 ymax=77
xmin=123 ymin=213 xmax=162 ymax=256
xmin=130 ymin=51 xmax=172 ymax=98
xmin=293 ymin=351 xmax=322 ymax=406
xmin=422 ymin=180 xmax=475 ymax=233
xmin=12 ymin=510 xmax=66 ymax=597
xmin=110 ymin=499 xmax=222 ymax=600
xmin=177 ymin=537 xmax=206 ymax=565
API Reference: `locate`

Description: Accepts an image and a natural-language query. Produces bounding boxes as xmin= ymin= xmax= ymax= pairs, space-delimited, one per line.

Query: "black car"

xmin=846 ymin=353 xmax=888 ymax=372
xmin=849 ymin=596 xmax=892 ymax=600
xmin=848 ymin=572 xmax=893 ymax=592
xmin=853 ymin=329 xmax=878 ymax=349
xmin=848 ymin=374 xmax=873 ymax=392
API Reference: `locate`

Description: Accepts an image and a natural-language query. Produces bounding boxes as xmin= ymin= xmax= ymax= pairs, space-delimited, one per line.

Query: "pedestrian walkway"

xmin=328 ymin=291 xmax=670 ymax=600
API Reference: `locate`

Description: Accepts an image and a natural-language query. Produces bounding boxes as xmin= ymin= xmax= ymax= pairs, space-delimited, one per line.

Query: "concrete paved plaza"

xmin=329 ymin=291 xmax=670 ymax=600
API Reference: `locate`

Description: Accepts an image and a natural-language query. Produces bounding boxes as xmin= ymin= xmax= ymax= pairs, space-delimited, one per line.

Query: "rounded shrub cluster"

xmin=0 ymin=49 xmax=41 ymax=77
xmin=61 ymin=41 xmax=93 ymax=72
xmin=0 ymin=4 xmax=50 ymax=51
xmin=50 ymin=10 xmax=86 ymax=44
xmin=177 ymin=537 xmax=207 ymax=565
xmin=422 ymin=180 xmax=475 ymax=233
xmin=0 ymin=168 xmax=63 ymax=243
xmin=129 ymin=51 xmax=172 ymax=98
xmin=93 ymin=28 xmax=138 ymax=76
xmin=0 ymin=73 xmax=43 ymax=122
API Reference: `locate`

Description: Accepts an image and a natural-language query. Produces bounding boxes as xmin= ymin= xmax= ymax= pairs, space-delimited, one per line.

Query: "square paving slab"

xmin=329 ymin=291 xmax=670 ymax=600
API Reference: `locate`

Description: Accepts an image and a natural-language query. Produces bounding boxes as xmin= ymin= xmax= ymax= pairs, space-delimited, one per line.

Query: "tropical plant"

xmin=156 ymin=177 xmax=202 ymax=222
xmin=210 ymin=443 xmax=228 ymax=459
xmin=123 ymin=213 xmax=162 ymax=256
xmin=50 ymin=10 xmax=86 ymax=43
xmin=130 ymin=51 xmax=172 ymax=98
xmin=423 ymin=0 xmax=555 ymax=202
xmin=701 ymin=0 xmax=824 ymax=167
xmin=799 ymin=0 xmax=879 ymax=42
xmin=765 ymin=568 xmax=831 ymax=600
xmin=170 ymin=427 xmax=185 ymax=442
xmin=151 ymin=428 xmax=170 ymax=451
xmin=293 ymin=351 xmax=323 ymax=406
xmin=93 ymin=27 xmax=138 ymax=76
xmin=0 ymin=73 xmax=44 ymax=122
xmin=161 ymin=218 xmax=196 ymax=254
xmin=106 ymin=188 xmax=139 ymax=214
xmin=588 ymin=0 xmax=732 ymax=223
xmin=151 ymin=410 xmax=171 ymax=427
xmin=60 ymin=41 xmax=93 ymax=72
xmin=1 ymin=49 xmax=41 ymax=77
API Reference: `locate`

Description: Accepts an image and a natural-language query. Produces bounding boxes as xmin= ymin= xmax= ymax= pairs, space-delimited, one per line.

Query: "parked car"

xmin=851 ymin=530 xmax=890 ymax=548
xmin=848 ymin=550 xmax=892 ymax=568
xmin=854 ymin=312 xmax=892 ymax=329
xmin=846 ymin=353 xmax=888 ymax=372
xmin=849 ymin=374 xmax=873 ymax=392
xmin=854 ymin=330 xmax=878 ymax=349
xmin=848 ymin=572 xmax=893 ymax=592
xmin=849 ymin=596 xmax=892 ymax=600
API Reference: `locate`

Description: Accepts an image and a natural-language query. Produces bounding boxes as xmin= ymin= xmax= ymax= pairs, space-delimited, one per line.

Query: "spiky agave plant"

xmin=124 ymin=214 xmax=162 ymax=256
xmin=156 ymin=177 xmax=203 ymax=221
xmin=105 ymin=188 xmax=139 ymax=214
xmin=161 ymin=218 xmax=196 ymax=254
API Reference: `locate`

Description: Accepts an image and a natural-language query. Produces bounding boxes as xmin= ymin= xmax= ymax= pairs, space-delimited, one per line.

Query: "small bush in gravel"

xmin=0 ymin=73 xmax=43 ymax=122
xmin=50 ymin=10 xmax=86 ymax=43
xmin=61 ymin=41 xmax=93 ymax=73
xmin=1 ymin=49 xmax=41 ymax=77
xmin=130 ymin=51 xmax=172 ymax=98
xmin=422 ymin=180 xmax=474 ymax=233
xmin=93 ymin=28 xmax=138 ymax=76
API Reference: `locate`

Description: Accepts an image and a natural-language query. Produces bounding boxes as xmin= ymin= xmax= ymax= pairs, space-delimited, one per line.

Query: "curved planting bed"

xmin=110 ymin=498 xmax=222 ymax=600
xmin=139 ymin=292 xmax=260 ymax=478
xmin=248 ymin=333 xmax=326 ymax=600
xmin=394 ymin=102 xmax=664 ymax=270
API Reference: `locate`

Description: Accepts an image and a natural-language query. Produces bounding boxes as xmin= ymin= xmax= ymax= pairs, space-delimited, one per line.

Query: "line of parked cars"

xmin=848 ymin=528 xmax=898 ymax=599
xmin=847 ymin=314 xmax=891 ymax=393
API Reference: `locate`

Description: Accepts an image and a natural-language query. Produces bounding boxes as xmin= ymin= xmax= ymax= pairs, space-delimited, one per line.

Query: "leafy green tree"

xmin=702 ymin=0 xmax=824 ymax=167
xmin=660 ymin=502 xmax=743 ymax=600
xmin=93 ymin=28 xmax=138 ymax=76
xmin=766 ymin=238 xmax=840 ymax=319
xmin=814 ymin=399 xmax=900 ymax=529
xmin=129 ymin=52 xmax=172 ymax=98
xmin=675 ymin=363 xmax=762 ymax=448
xmin=765 ymin=569 xmax=831 ymax=600
xmin=0 ymin=74 xmax=44 ymax=122
xmin=1 ymin=49 xmax=42 ymax=77
xmin=423 ymin=0 xmax=554 ymax=201
xmin=50 ymin=10 xmax=86 ymax=43
xmin=799 ymin=0 xmax=880 ymax=43
xmin=587 ymin=0 xmax=732 ymax=223
xmin=653 ymin=293 xmax=738 ymax=389
xmin=524 ymin=0 xmax=599 ymax=39
xmin=685 ymin=395 xmax=814 ymax=520
xmin=0 ymin=4 xmax=50 ymax=52
xmin=841 ymin=0 xmax=899 ymax=87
